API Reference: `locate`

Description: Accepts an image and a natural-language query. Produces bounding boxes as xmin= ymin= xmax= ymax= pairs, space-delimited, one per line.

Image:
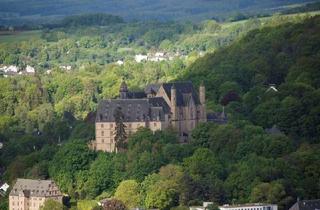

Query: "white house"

xmin=0 ymin=183 xmax=9 ymax=193
xmin=135 ymin=54 xmax=148 ymax=63
xmin=25 ymin=65 xmax=35 ymax=74
xmin=116 ymin=60 xmax=124 ymax=66
xmin=60 ymin=65 xmax=72 ymax=71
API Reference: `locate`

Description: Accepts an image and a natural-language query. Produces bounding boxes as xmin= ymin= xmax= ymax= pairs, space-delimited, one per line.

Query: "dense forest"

xmin=0 ymin=12 xmax=320 ymax=210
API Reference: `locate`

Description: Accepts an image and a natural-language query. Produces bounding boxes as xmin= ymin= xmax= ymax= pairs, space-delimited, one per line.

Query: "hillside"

xmin=0 ymin=11 xmax=320 ymax=210
xmin=184 ymin=15 xmax=320 ymax=142
xmin=0 ymin=0 xmax=316 ymax=23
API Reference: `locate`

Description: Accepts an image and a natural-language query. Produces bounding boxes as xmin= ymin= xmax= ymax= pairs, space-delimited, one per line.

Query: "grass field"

xmin=0 ymin=30 xmax=42 ymax=43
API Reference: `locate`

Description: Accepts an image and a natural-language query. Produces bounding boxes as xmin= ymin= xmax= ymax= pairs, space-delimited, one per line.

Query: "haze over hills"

xmin=0 ymin=0 xmax=318 ymax=23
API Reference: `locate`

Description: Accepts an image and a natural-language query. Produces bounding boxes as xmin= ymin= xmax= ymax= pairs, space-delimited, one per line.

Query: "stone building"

xmin=90 ymin=81 xmax=206 ymax=152
xmin=9 ymin=179 xmax=63 ymax=210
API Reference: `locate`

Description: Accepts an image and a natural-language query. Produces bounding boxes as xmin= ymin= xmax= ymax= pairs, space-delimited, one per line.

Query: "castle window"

xmin=110 ymin=124 xmax=113 ymax=128
xmin=102 ymin=139 xmax=104 ymax=143
xmin=101 ymin=131 xmax=104 ymax=136
xmin=101 ymin=124 xmax=104 ymax=128
xmin=128 ymin=123 xmax=132 ymax=128
xmin=110 ymin=131 xmax=113 ymax=135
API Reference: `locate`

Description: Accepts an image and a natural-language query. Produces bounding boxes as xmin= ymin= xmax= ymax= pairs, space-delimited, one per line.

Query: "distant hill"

xmin=0 ymin=0 xmax=318 ymax=24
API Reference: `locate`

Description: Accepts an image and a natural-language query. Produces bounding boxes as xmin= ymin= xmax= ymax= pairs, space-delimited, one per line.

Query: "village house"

xmin=9 ymin=178 xmax=63 ymax=210
xmin=90 ymin=80 xmax=207 ymax=152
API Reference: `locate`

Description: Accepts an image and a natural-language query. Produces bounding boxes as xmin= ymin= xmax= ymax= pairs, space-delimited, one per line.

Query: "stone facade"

xmin=91 ymin=81 xmax=206 ymax=152
xmin=9 ymin=179 xmax=63 ymax=210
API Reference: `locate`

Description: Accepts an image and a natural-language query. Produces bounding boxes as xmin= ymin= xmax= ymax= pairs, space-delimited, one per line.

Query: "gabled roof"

xmin=161 ymin=81 xmax=200 ymax=106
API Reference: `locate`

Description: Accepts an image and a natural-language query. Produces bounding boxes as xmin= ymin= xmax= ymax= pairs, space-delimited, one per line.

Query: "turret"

xmin=119 ymin=80 xmax=128 ymax=99
xmin=171 ymin=84 xmax=178 ymax=127
xmin=199 ymin=82 xmax=205 ymax=105
xmin=199 ymin=82 xmax=207 ymax=122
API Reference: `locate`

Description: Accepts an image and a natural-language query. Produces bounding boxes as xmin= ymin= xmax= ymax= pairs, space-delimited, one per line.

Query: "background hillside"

xmin=0 ymin=0 xmax=318 ymax=23
xmin=183 ymin=15 xmax=320 ymax=142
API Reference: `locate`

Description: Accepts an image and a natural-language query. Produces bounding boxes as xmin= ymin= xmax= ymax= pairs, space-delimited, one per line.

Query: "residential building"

xmin=9 ymin=178 xmax=63 ymax=210
xmin=289 ymin=199 xmax=320 ymax=210
xmin=90 ymin=80 xmax=207 ymax=152
xmin=219 ymin=203 xmax=278 ymax=210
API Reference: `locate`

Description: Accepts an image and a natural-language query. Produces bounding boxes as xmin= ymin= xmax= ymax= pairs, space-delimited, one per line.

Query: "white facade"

xmin=219 ymin=204 xmax=278 ymax=210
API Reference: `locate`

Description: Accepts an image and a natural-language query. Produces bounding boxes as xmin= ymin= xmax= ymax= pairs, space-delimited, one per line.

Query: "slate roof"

xmin=291 ymin=200 xmax=320 ymax=210
xmin=265 ymin=125 xmax=283 ymax=135
xmin=162 ymin=81 xmax=200 ymax=106
xmin=127 ymin=91 xmax=147 ymax=99
xmin=207 ymin=112 xmax=228 ymax=124
xmin=9 ymin=179 xmax=61 ymax=197
xmin=96 ymin=98 xmax=170 ymax=122
xmin=145 ymin=84 xmax=161 ymax=95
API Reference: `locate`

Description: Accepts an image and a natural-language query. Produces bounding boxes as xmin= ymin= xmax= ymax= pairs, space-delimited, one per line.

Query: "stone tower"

xmin=171 ymin=84 xmax=178 ymax=129
xmin=199 ymin=82 xmax=207 ymax=122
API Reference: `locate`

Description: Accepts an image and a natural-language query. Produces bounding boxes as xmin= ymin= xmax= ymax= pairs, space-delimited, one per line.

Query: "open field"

xmin=0 ymin=30 xmax=41 ymax=43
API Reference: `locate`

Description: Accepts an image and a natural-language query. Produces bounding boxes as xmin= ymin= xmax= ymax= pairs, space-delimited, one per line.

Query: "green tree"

xmin=40 ymin=199 xmax=64 ymax=210
xmin=114 ymin=180 xmax=142 ymax=208
xmin=114 ymin=106 xmax=127 ymax=152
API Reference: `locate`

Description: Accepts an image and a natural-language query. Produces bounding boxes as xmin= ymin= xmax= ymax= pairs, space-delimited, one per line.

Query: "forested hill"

xmin=184 ymin=15 xmax=320 ymax=142
xmin=0 ymin=0 xmax=314 ymax=23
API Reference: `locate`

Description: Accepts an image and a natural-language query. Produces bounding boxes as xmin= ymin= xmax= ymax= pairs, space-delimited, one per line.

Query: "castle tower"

xmin=171 ymin=84 xmax=178 ymax=129
xmin=199 ymin=82 xmax=207 ymax=122
xmin=199 ymin=82 xmax=205 ymax=105
xmin=119 ymin=80 xmax=128 ymax=99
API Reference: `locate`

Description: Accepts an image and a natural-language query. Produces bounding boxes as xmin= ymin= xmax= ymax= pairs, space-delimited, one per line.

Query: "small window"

xmin=154 ymin=122 xmax=157 ymax=127
xmin=110 ymin=124 xmax=113 ymax=128
xmin=101 ymin=124 xmax=104 ymax=128
xmin=101 ymin=131 xmax=104 ymax=136
xmin=102 ymin=139 xmax=104 ymax=143
xmin=128 ymin=123 xmax=132 ymax=128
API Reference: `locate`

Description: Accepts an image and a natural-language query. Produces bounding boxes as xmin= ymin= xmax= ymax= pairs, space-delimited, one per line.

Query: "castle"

xmin=90 ymin=81 xmax=207 ymax=152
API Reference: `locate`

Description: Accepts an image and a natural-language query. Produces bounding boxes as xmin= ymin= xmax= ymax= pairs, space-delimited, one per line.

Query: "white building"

xmin=0 ymin=183 xmax=9 ymax=193
xmin=25 ymin=65 xmax=35 ymax=74
xmin=219 ymin=203 xmax=278 ymax=210
xmin=135 ymin=54 xmax=148 ymax=63
xmin=59 ymin=65 xmax=72 ymax=71
xmin=116 ymin=60 xmax=124 ymax=66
